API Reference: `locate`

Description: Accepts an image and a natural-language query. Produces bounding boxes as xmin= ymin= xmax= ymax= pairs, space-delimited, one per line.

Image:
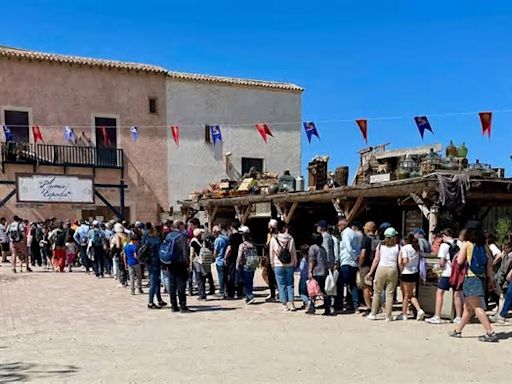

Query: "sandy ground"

xmin=0 ymin=264 xmax=511 ymax=384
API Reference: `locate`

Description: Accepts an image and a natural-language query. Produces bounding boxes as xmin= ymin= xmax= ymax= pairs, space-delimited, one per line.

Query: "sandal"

xmin=449 ymin=330 xmax=462 ymax=338
xmin=147 ymin=303 xmax=161 ymax=310
xmin=478 ymin=332 xmax=498 ymax=343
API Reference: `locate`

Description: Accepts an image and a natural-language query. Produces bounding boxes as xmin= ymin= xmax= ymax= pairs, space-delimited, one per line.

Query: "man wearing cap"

xmin=88 ymin=220 xmax=106 ymax=278
xmin=212 ymin=224 xmax=229 ymax=297
xmin=335 ymin=219 xmax=360 ymax=312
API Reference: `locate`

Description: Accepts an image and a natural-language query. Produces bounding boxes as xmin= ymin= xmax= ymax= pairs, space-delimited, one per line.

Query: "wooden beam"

xmin=241 ymin=204 xmax=252 ymax=225
xmin=207 ymin=206 xmax=218 ymax=231
xmin=285 ymin=201 xmax=299 ymax=224
xmin=273 ymin=201 xmax=284 ymax=220
xmin=331 ymin=198 xmax=343 ymax=217
xmin=410 ymin=193 xmax=430 ymax=219
xmin=346 ymin=196 xmax=365 ymax=223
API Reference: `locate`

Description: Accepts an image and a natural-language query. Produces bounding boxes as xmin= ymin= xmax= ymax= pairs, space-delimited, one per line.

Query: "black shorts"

xmin=401 ymin=272 xmax=419 ymax=283
xmin=1 ymin=242 xmax=9 ymax=252
xmin=438 ymin=276 xmax=451 ymax=291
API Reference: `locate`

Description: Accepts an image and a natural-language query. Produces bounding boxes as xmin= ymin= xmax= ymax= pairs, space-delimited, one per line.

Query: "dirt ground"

xmin=0 ymin=264 xmax=511 ymax=384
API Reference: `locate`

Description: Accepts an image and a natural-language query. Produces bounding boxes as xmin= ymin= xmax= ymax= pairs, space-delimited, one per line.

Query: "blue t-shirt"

xmin=214 ymin=234 xmax=229 ymax=267
xmin=298 ymin=257 xmax=308 ymax=280
xmin=124 ymin=243 xmax=138 ymax=267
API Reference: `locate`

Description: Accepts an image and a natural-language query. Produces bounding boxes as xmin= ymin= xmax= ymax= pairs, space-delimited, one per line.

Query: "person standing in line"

xmin=146 ymin=225 xmax=167 ymax=309
xmin=190 ymin=229 xmax=208 ymax=301
xmin=73 ymin=221 xmax=91 ymax=273
xmin=426 ymin=228 xmax=464 ymax=325
xmin=262 ymin=219 xmax=279 ymax=302
xmin=124 ymin=235 xmax=143 ymax=295
xmin=49 ymin=222 xmax=67 ymax=272
xmin=298 ymin=244 xmax=310 ymax=309
xmin=336 ymin=219 xmax=360 ymax=312
xmin=9 ymin=216 xmax=31 ymax=273
xmin=212 ymin=225 xmax=229 ymax=298
xmin=224 ymin=220 xmax=244 ymax=299
xmin=165 ymin=220 xmax=192 ymax=313
xmin=449 ymin=225 xmax=497 ymax=342
xmin=490 ymin=253 xmax=512 ymax=324
xmin=305 ymin=233 xmax=332 ymax=316
xmin=396 ymin=234 xmax=425 ymax=321
xmin=270 ymin=221 xmax=298 ymax=311
xmin=111 ymin=223 xmax=129 ymax=287
xmin=30 ymin=222 xmax=43 ymax=267
xmin=65 ymin=235 xmax=78 ymax=272
xmin=366 ymin=227 xmax=400 ymax=321
xmin=236 ymin=226 xmax=259 ymax=305
xmin=88 ymin=221 xmax=106 ymax=278
xmin=103 ymin=223 xmax=114 ymax=277
xmin=359 ymin=222 xmax=380 ymax=316
xmin=0 ymin=217 xmax=9 ymax=263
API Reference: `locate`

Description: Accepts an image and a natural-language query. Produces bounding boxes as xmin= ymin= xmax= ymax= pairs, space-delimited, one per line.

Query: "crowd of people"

xmin=1 ymin=214 xmax=511 ymax=342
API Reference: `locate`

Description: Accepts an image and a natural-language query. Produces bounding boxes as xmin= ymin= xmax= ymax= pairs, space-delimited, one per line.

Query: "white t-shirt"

xmin=401 ymin=244 xmax=420 ymax=274
xmin=378 ymin=244 xmax=399 ymax=268
xmin=489 ymin=243 xmax=501 ymax=258
xmin=438 ymin=239 xmax=460 ymax=278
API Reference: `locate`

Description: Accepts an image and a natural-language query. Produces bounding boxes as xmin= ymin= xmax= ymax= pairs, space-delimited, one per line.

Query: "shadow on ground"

xmin=0 ymin=362 xmax=79 ymax=383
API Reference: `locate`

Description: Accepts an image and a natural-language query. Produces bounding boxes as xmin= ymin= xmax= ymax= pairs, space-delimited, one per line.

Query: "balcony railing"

xmin=1 ymin=142 xmax=124 ymax=170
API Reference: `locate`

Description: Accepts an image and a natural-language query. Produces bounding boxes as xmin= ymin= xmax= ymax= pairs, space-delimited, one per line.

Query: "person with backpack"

xmin=359 ymin=221 xmax=380 ymax=316
xmin=224 ymin=220 xmax=244 ymax=299
xmin=269 ymin=220 xmax=298 ymax=311
xmin=143 ymin=224 xmax=167 ymax=309
xmin=49 ymin=222 xmax=67 ymax=272
xmin=28 ymin=222 xmax=43 ymax=267
xmin=88 ymin=221 xmax=106 ymax=278
xmin=305 ymin=233 xmax=332 ymax=315
xmin=111 ymin=223 xmax=129 ymax=287
xmin=236 ymin=226 xmax=260 ymax=305
xmin=261 ymin=219 xmax=278 ymax=302
xmin=0 ymin=217 xmax=9 ymax=263
xmin=426 ymin=228 xmax=463 ymax=325
xmin=366 ymin=227 xmax=400 ymax=321
xmin=190 ymin=229 xmax=211 ymax=301
xmin=9 ymin=216 xmax=31 ymax=273
xmin=124 ymin=234 xmax=143 ymax=295
xmin=160 ymin=220 xmax=192 ymax=313
xmin=449 ymin=224 xmax=497 ymax=342
xmin=73 ymin=221 xmax=91 ymax=273
xmin=212 ymin=225 xmax=229 ymax=298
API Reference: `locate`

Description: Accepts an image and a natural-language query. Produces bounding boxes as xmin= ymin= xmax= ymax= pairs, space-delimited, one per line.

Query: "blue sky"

xmin=2 ymin=0 xmax=512 ymax=177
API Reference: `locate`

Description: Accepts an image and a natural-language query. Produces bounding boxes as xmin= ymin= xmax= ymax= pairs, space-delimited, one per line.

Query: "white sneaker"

xmin=366 ymin=314 xmax=377 ymax=321
xmin=489 ymin=314 xmax=505 ymax=324
xmin=385 ymin=317 xmax=393 ymax=322
xmin=416 ymin=310 xmax=426 ymax=321
xmin=452 ymin=317 xmax=461 ymax=325
xmin=394 ymin=314 xmax=408 ymax=321
xmin=426 ymin=316 xmax=441 ymax=324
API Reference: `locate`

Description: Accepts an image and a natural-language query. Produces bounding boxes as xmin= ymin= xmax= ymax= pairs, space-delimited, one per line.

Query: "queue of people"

xmin=1 ymin=213 xmax=510 ymax=343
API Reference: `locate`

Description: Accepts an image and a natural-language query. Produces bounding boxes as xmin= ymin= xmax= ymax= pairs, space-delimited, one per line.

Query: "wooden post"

xmin=273 ymin=201 xmax=285 ymax=220
xmin=410 ymin=193 xmax=430 ymax=219
xmin=241 ymin=204 xmax=252 ymax=225
xmin=346 ymin=196 xmax=365 ymax=223
xmin=428 ymin=205 xmax=438 ymax=243
xmin=207 ymin=206 xmax=218 ymax=232
xmin=285 ymin=201 xmax=298 ymax=224
xmin=331 ymin=198 xmax=343 ymax=217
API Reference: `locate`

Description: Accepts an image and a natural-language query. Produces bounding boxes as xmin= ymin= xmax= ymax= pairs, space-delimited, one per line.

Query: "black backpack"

xmin=275 ymin=236 xmax=292 ymax=264
xmin=54 ymin=230 xmax=66 ymax=247
xmin=443 ymin=241 xmax=460 ymax=261
xmin=137 ymin=241 xmax=152 ymax=265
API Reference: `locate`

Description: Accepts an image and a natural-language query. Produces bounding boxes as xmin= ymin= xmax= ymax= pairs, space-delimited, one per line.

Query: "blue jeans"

xmin=148 ymin=266 xmax=163 ymax=304
xmin=243 ymin=270 xmax=255 ymax=301
xmin=335 ymin=265 xmax=359 ymax=310
xmin=500 ymin=283 xmax=512 ymax=318
xmin=274 ymin=266 xmax=295 ymax=303
xmin=216 ymin=264 xmax=225 ymax=295
xmin=299 ymin=277 xmax=308 ymax=304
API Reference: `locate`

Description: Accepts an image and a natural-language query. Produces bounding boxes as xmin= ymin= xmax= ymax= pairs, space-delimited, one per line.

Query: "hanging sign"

xmin=16 ymin=173 xmax=94 ymax=204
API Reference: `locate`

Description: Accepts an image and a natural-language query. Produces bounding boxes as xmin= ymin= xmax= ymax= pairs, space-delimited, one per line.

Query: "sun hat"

xmin=384 ymin=227 xmax=398 ymax=238
xmin=114 ymin=223 xmax=124 ymax=233
xmin=239 ymin=225 xmax=250 ymax=234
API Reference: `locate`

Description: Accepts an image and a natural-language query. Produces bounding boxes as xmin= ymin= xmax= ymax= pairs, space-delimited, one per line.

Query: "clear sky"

xmin=2 ymin=1 xmax=512 ymax=177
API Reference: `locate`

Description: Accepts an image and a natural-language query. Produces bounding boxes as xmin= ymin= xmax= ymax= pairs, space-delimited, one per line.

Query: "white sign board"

xmin=16 ymin=174 xmax=94 ymax=204
xmin=369 ymin=173 xmax=391 ymax=184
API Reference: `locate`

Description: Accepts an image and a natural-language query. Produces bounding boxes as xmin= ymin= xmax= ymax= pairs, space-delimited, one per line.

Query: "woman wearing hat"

xmin=366 ymin=227 xmax=400 ymax=321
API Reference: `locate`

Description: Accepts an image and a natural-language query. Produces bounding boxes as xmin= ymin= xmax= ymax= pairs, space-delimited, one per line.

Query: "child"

xmin=65 ymin=236 xmax=78 ymax=272
xmin=124 ymin=235 xmax=143 ymax=295
xmin=298 ymin=244 xmax=310 ymax=309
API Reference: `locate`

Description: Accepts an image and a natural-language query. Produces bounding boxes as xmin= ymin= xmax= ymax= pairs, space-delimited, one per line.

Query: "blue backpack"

xmin=469 ymin=245 xmax=488 ymax=276
xmin=159 ymin=231 xmax=183 ymax=264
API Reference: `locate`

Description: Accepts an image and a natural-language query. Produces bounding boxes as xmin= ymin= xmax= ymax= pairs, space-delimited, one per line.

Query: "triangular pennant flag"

xmin=209 ymin=125 xmax=222 ymax=146
xmin=303 ymin=122 xmax=320 ymax=143
xmin=413 ymin=116 xmax=434 ymax=139
xmin=170 ymin=125 xmax=180 ymax=147
xmin=479 ymin=112 xmax=492 ymax=138
xmin=255 ymin=123 xmax=273 ymax=143
xmin=64 ymin=126 xmax=76 ymax=143
xmin=130 ymin=126 xmax=139 ymax=142
xmin=32 ymin=125 xmax=44 ymax=143
xmin=3 ymin=126 xmax=13 ymax=142
xmin=355 ymin=119 xmax=368 ymax=143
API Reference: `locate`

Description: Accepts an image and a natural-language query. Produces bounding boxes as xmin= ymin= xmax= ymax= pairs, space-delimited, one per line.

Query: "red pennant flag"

xmin=356 ymin=119 xmax=368 ymax=143
xmin=479 ymin=112 xmax=492 ymax=138
xmin=255 ymin=123 xmax=273 ymax=143
xmin=32 ymin=125 xmax=43 ymax=143
xmin=170 ymin=125 xmax=179 ymax=147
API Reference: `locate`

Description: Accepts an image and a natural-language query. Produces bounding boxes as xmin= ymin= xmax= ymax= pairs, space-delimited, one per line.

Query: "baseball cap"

xmin=384 ymin=227 xmax=398 ymax=238
xmin=317 ymin=220 xmax=328 ymax=229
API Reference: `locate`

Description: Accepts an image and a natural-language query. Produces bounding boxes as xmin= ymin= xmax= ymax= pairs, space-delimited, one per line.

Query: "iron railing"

xmin=1 ymin=142 xmax=124 ymax=170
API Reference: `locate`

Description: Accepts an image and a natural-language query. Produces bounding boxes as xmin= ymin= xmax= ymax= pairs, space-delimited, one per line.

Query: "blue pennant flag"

xmin=64 ymin=126 xmax=76 ymax=143
xmin=130 ymin=126 xmax=139 ymax=142
xmin=303 ymin=121 xmax=319 ymax=143
xmin=414 ymin=116 xmax=434 ymax=139
xmin=209 ymin=125 xmax=223 ymax=145
xmin=3 ymin=126 xmax=13 ymax=142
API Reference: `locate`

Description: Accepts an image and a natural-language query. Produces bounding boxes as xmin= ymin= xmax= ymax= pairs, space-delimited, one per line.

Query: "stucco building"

xmin=0 ymin=46 xmax=302 ymax=222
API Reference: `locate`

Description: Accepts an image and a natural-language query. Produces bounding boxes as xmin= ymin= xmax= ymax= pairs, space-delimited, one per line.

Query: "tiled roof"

xmin=0 ymin=46 xmax=167 ymax=74
xmin=167 ymin=71 xmax=303 ymax=92
xmin=0 ymin=45 xmax=303 ymax=91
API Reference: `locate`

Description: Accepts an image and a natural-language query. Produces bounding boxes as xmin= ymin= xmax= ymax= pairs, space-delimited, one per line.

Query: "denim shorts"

xmin=463 ymin=276 xmax=485 ymax=298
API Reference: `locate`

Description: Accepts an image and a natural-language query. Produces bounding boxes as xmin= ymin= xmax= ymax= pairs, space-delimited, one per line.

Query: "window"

xmin=4 ymin=110 xmax=29 ymax=142
xmin=148 ymin=97 xmax=157 ymax=114
xmin=95 ymin=117 xmax=117 ymax=149
xmin=242 ymin=158 xmax=264 ymax=175
xmin=204 ymin=125 xmax=211 ymax=143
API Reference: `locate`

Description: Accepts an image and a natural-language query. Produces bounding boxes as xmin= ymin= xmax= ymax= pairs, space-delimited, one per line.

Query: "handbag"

xmin=325 ymin=269 xmax=338 ymax=296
